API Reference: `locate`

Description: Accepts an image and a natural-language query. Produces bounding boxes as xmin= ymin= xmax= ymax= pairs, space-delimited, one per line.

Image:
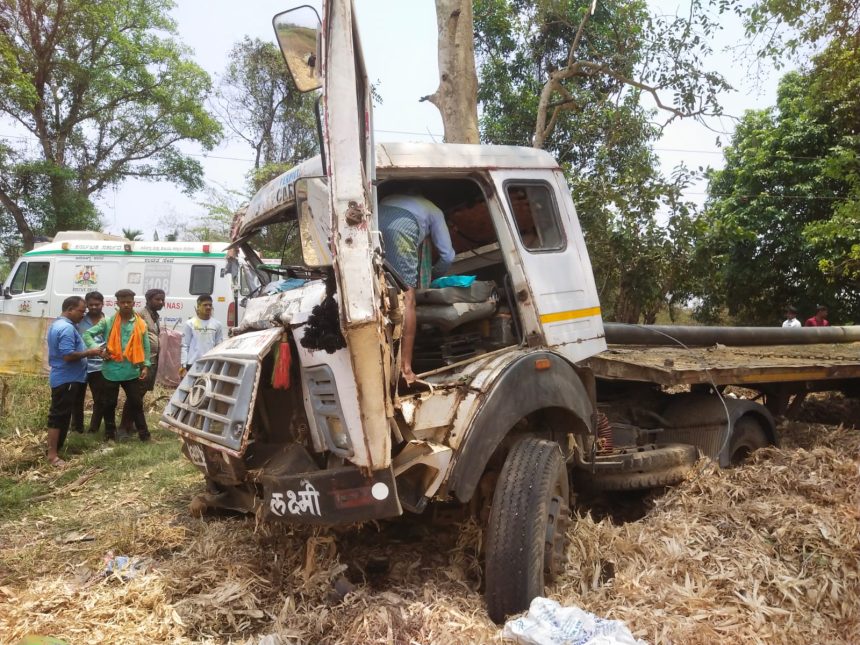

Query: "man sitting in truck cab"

xmin=379 ymin=192 xmax=455 ymax=384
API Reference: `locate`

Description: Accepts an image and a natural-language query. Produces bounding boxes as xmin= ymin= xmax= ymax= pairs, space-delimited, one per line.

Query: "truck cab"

xmin=159 ymin=0 xmax=658 ymax=624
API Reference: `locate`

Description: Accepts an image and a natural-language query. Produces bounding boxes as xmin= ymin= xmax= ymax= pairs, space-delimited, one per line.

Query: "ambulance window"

xmin=9 ymin=261 xmax=50 ymax=294
xmin=25 ymin=262 xmax=50 ymax=291
xmin=9 ymin=263 xmax=27 ymax=294
xmin=189 ymin=265 xmax=215 ymax=295
xmin=505 ymin=183 xmax=565 ymax=252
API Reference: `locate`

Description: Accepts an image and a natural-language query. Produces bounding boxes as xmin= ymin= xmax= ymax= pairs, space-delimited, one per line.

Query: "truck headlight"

xmin=326 ymin=417 xmax=352 ymax=453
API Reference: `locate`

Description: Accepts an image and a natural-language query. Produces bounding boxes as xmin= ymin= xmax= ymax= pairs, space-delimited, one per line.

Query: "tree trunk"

xmin=423 ymin=0 xmax=479 ymax=144
xmin=0 ymin=188 xmax=35 ymax=251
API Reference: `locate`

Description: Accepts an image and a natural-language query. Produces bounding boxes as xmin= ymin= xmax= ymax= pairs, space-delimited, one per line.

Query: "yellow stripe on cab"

xmin=539 ymin=306 xmax=602 ymax=324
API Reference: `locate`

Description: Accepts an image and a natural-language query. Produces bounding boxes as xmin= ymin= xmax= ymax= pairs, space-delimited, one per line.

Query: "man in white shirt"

xmin=379 ymin=192 xmax=455 ymax=384
xmin=180 ymin=294 xmax=224 ymax=376
xmin=782 ymin=306 xmax=802 ymax=328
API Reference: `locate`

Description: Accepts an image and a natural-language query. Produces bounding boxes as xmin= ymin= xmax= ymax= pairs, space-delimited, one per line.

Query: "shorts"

xmin=379 ymin=205 xmax=420 ymax=288
xmin=48 ymin=381 xmax=84 ymax=432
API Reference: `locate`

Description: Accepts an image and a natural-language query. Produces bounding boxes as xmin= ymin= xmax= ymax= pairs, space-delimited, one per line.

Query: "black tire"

xmin=484 ymin=437 xmax=570 ymax=624
xmin=729 ymin=416 xmax=769 ymax=465
xmin=584 ymin=443 xmax=697 ymax=474
xmin=579 ymin=464 xmax=694 ymax=492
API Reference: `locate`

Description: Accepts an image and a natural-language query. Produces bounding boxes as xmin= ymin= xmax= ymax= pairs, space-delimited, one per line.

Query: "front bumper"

xmin=260 ymin=464 xmax=402 ymax=525
xmin=181 ymin=437 xmax=403 ymax=526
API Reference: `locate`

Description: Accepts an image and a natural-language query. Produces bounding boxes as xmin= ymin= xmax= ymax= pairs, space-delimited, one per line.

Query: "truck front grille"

xmin=161 ymin=357 xmax=259 ymax=452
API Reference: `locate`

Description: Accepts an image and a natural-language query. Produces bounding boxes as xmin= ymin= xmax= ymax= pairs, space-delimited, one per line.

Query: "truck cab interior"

xmin=376 ymin=176 xmax=534 ymax=374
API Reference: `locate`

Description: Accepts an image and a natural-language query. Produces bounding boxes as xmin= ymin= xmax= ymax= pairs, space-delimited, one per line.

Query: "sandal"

xmin=48 ymin=456 xmax=67 ymax=467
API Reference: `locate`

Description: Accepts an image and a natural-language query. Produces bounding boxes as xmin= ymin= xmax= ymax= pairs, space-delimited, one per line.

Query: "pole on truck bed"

xmin=603 ymin=323 xmax=860 ymax=347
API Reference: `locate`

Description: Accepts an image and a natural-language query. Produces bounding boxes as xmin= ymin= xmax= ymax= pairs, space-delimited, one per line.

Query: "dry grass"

xmin=1 ymin=402 xmax=858 ymax=644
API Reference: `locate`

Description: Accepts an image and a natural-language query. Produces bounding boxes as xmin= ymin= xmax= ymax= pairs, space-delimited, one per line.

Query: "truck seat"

xmin=415 ymin=280 xmax=498 ymax=332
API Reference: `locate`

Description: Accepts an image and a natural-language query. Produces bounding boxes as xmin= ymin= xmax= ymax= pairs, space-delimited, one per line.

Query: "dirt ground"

xmin=0 ymin=391 xmax=858 ymax=645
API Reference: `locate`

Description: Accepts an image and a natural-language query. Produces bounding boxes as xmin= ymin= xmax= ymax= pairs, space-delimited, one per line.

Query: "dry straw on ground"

xmin=1 ymin=411 xmax=858 ymax=644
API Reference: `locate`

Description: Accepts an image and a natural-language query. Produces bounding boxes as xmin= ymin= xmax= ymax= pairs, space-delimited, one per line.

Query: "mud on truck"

xmin=160 ymin=1 xmax=860 ymax=623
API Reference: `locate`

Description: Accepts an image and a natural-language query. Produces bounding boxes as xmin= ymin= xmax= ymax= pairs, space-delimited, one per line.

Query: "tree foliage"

xmin=0 ymin=0 xmax=221 ymax=259
xmin=696 ymin=38 xmax=860 ymax=324
xmin=734 ymin=0 xmax=860 ymax=62
xmin=121 ymin=228 xmax=144 ymax=241
xmin=474 ymin=0 xmax=722 ymax=321
xmin=214 ymin=37 xmax=318 ymax=171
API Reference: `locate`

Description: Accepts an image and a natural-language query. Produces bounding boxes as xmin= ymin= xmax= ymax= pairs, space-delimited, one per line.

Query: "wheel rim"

xmin=543 ymin=485 xmax=570 ymax=580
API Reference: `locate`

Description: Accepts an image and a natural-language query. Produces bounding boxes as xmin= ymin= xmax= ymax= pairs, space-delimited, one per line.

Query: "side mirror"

xmin=273 ymin=6 xmax=322 ymax=93
xmin=295 ymin=177 xmax=332 ymax=267
xmin=3 ymin=286 xmax=10 ymax=299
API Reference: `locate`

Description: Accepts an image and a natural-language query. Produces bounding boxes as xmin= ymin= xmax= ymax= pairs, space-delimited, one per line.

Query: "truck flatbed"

xmin=585 ymin=343 xmax=860 ymax=387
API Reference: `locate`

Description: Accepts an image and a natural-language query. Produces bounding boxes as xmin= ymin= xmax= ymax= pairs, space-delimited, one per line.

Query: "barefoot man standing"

xmin=46 ymin=296 xmax=104 ymax=466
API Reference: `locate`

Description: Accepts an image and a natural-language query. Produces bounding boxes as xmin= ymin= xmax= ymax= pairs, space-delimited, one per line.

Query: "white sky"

xmin=84 ymin=1 xmax=779 ymax=237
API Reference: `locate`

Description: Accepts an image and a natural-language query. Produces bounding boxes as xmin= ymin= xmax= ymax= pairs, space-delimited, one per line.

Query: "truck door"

xmin=492 ymin=170 xmax=606 ymax=363
xmin=3 ymin=258 xmax=52 ymax=317
xmin=274 ymin=0 xmax=390 ymax=469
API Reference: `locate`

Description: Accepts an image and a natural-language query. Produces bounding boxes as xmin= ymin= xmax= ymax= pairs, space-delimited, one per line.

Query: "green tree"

xmin=733 ymin=0 xmax=859 ymax=62
xmin=214 ymin=37 xmax=318 ymax=171
xmin=697 ymin=41 xmax=860 ymax=324
xmin=121 ymin=228 xmax=144 ymax=241
xmin=474 ymin=0 xmax=723 ymax=321
xmin=0 ymin=0 xmax=222 ymax=255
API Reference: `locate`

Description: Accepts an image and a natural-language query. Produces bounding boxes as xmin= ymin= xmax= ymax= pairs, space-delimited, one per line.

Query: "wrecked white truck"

xmin=160 ymin=0 xmax=860 ymax=623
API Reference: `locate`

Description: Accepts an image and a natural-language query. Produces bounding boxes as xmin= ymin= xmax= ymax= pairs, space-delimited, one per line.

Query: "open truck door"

xmin=275 ymin=1 xmax=392 ymax=470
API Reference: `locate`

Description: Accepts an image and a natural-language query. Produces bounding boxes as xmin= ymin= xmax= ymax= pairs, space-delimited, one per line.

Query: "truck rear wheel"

xmin=579 ymin=464 xmax=694 ymax=492
xmin=484 ymin=437 xmax=570 ymax=624
xmin=729 ymin=417 xmax=768 ymax=465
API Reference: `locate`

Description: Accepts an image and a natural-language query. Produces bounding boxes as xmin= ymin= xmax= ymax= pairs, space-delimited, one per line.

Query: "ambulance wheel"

xmin=484 ymin=437 xmax=570 ymax=624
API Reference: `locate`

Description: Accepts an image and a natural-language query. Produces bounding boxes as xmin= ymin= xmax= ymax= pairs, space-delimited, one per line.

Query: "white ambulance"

xmin=0 ymin=232 xmax=259 ymax=328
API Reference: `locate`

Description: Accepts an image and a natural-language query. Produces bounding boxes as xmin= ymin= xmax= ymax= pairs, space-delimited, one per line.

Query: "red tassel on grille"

xmin=273 ymin=341 xmax=291 ymax=390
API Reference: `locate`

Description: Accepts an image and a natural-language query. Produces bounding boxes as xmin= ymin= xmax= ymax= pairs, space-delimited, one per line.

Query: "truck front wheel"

xmin=484 ymin=437 xmax=570 ymax=624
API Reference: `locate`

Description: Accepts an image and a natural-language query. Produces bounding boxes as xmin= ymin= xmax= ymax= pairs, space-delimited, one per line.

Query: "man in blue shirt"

xmin=72 ymin=291 xmax=107 ymax=434
xmin=46 ymin=296 xmax=103 ymax=466
xmin=379 ymin=192 xmax=455 ymax=384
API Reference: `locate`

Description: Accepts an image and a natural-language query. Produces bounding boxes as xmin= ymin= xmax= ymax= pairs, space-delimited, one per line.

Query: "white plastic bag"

xmin=501 ymin=597 xmax=648 ymax=645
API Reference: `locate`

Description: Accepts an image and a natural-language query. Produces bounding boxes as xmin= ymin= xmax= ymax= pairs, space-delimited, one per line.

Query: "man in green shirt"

xmin=83 ymin=289 xmax=151 ymax=441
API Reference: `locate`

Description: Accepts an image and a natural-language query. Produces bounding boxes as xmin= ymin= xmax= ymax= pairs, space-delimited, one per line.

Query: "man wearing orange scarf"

xmin=83 ymin=289 xmax=151 ymax=441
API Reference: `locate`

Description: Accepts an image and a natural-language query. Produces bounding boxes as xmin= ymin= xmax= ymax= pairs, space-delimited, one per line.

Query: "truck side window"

xmin=505 ymin=183 xmax=565 ymax=252
xmin=189 ymin=265 xmax=215 ymax=295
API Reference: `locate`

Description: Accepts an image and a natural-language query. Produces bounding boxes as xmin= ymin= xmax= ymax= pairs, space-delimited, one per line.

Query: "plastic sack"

xmin=430 ymin=275 xmax=476 ymax=288
xmin=0 ymin=313 xmax=50 ymax=376
xmin=156 ymin=328 xmax=182 ymax=388
xmin=502 ymin=597 xmax=648 ymax=645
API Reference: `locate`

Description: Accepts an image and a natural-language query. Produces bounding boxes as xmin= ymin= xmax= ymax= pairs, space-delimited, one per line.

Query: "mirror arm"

xmin=315 ymin=96 xmax=327 ymax=176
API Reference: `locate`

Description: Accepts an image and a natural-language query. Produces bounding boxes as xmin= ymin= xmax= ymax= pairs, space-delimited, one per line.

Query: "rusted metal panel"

xmin=586 ymin=343 xmax=860 ymax=386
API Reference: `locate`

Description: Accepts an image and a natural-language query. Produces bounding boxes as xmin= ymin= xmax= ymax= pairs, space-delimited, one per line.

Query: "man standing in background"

xmin=180 ymin=294 xmax=224 ymax=377
xmin=72 ymin=291 xmax=107 ymax=434
xmin=782 ymin=306 xmax=801 ymax=328
xmin=805 ymin=305 xmax=830 ymax=327
xmin=120 ymin=288 xmax=164 ymax=434
xmin=46 ymin=296 xmax=103 ymax=466
xmin=83 ymin=289 xmax=151 ymax=442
